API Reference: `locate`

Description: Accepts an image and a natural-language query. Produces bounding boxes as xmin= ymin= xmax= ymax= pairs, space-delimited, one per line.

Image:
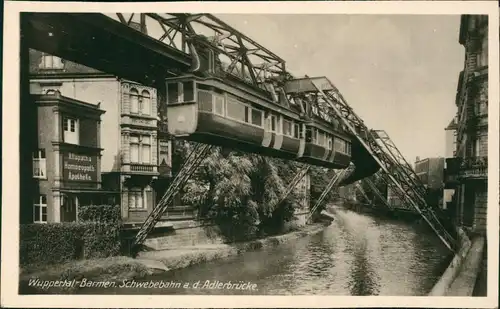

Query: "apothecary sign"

xmin=63 ymin=152 xmax=97 ymax=182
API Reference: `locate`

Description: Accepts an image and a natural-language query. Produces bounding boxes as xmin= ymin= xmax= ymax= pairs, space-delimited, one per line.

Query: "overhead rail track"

xmin=302 ymin=77 xmax=455 ymax=251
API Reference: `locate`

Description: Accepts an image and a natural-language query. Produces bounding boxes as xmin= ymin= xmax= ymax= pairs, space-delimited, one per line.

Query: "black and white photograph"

xmin=2 ymin=1 xmax=498 ymax=308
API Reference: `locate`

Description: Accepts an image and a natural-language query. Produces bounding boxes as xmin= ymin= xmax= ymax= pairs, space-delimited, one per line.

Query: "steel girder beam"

xmin=111 ymin=13 xmax=288 ymax=89
xmin=307 ymin=164 xmax=355 ymax=221
xmin=133 ymin=143 xmax=213 ymax=248
xmin=372 ymin=129 xmax=428 ymax=200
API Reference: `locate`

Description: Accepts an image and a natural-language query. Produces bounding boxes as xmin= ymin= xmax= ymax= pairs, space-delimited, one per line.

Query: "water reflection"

xmin=78 ymin=206 xmax=451 ymax=296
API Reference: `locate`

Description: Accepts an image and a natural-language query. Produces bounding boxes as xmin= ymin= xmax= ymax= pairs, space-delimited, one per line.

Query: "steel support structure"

xmin=273 ymin=165 xmax=311 ymax=208
xmin=372 ymin=130 xmax=428 ymax=200
xmin=361 ymin=176 xmax=391 ymax=208
xmin=113 ymin=13 xmax=454 ymax=250
xmin=133 ymin=143 xmax=213 ymax=248
xmin=310 ymin=77 xmax=455 ymax=250
xmin=307 ymin=164 xmax=355 ymax=221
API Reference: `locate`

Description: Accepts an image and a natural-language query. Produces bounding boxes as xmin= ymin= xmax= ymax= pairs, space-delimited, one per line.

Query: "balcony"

xmin=122 ymin=163 xmax=158 ymax=175
xmin=458 ymin=156 xmax=487 ymax=179
xmin=161 ymin=205 xmax=197 ymax=221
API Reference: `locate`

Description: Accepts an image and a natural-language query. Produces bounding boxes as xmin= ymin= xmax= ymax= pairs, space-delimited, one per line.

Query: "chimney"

xmin=416 ymin=156 xmax=420 ymax=162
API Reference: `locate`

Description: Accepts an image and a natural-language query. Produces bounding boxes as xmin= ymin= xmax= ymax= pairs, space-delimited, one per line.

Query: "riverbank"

xmin=428 ymin=227 xmax=487 ymax=296
xmin=19 ymin=222 xmax=330 ymax=294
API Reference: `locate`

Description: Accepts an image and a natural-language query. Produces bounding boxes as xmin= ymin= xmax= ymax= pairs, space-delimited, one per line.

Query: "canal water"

xmin=82 ymin=206 xmax=452 ymax=295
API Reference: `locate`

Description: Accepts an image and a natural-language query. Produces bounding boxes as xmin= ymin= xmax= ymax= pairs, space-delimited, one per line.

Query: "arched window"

xmin=130 ymin=88 xmax=139 ymax=114
xmin=141 ymin=90 xmax=151 ymax=115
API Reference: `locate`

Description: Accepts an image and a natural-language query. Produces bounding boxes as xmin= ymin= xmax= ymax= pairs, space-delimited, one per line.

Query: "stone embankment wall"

xmin=428 ymin=227 xmax=486 ymax=296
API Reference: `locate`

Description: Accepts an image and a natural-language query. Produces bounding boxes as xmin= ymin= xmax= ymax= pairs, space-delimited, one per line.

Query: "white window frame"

xmin=269 ymin=115 xmax=278 ymax=133
xmin=226 ymin=96 xmax=245 ymax=121
xmin=130 ymin=134 xmax=153 ymax=164
xmin=129 ymin=188 xmax=146 ymax=210
xmin=247 ymin=106 xmax=264 ymax=128
xmin=63 ymin=116 xmax=79 ymax=145
xmin=33 ymin=194 xmax=48 ymax=223
xmin=283 ymin=119 xmax=294 ymax=137
xmin=39 ymin=54 xmax=64 ymax=70
xmin=33 ymin=149 xmax=47 ymax=179
xmin=213 ymin=93 xmax=226 ymax=117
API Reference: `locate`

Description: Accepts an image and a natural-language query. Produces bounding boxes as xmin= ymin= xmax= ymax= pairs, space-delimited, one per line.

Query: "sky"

xmin=215 ymin=14 xmax=464 ymax=164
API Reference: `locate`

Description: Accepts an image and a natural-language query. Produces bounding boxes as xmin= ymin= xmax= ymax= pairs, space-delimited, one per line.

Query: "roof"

xmin=445 ymin=118 xmax=458 ymax=130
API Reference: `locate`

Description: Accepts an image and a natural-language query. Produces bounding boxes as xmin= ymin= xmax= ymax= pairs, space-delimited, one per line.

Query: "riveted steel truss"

xmin=295 ymin=76 xmax=455 ymax=250
xmin=111 ymin=13 xmax=288 ymax=89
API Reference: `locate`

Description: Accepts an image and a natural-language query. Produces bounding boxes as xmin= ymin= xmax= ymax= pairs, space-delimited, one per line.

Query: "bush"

xmin=20 ymin=223 xmax=85 ymax=266
xmin=78 ymin=204 xmax=121 ymax=225
xmin=20 ymin=205 xmax=122 ymax=267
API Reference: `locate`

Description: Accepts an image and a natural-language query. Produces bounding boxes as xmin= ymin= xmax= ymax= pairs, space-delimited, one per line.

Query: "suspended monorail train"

xmin=165 ymin=74 xmax=354 ymax=170
xmin=164 ymin=42 xmax=380 ymax=182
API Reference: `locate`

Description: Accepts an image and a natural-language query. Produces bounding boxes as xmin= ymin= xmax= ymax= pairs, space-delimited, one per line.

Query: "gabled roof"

xmin=445 ymin=118 xmax=457 ymax=130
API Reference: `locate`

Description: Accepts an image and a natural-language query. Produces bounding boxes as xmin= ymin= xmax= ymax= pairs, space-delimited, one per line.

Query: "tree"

xmin=179 ymin=142 xmax=302 ymax=242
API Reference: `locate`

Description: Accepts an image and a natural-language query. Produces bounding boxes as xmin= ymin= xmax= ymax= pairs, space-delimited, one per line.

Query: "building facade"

xmin=414 ymin=157 xmax=445 ymax=190
xmin=31 ymin=92 xmax=107 ymax=223
xmin=443 ymin=118 xmax=459 ymax=211
xmin=448 ymin=15 xmax=488 ymax=233
xmin=29 ymin=49 xmax=174 ymax=224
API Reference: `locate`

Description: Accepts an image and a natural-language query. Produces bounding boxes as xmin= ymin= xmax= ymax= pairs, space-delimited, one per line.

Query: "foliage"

xmin=20 ymin=205 xmax=122 ymax=267
xmin=20 ymin=223 xmax=85 ymax=267
xmin=309 ymin=166 xmax=340 ymax=212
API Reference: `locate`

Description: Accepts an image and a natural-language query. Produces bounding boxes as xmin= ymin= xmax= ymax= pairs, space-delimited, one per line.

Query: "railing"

xmin=458 ymin=156 xmax=487 ymax=179
xmin=130 ymin=164 xmax=156 ymax=172
xmin=161 ymin=205 xmax=197 ymax=220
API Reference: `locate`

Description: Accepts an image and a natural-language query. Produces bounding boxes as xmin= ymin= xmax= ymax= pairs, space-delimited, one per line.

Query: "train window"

xmin=198 ymin=90 xmax=213 ymax=112
xmin=251 ymin=109 xmax=263 ymax=127
xmin=317 ymin=131 xmax=325 ymax=146
xmin=183 ymin=81 xmax=194 ymax=102
xmin=270 ymin=115 xmax=277 ymax=132
xmin=294 ymin=123 xmax=300 ymax=138
xmin=214 ymin=94 xmax=225 ymax=116
xmin=283 ymin=119 xmax=293 ymax=136
xmin=167 ymin=83 xmax=179 ymax=104
xmin=227 ymin=98 xmax=246 ymax=122
xmin=328 ymin=137 xmax=333 ymax=150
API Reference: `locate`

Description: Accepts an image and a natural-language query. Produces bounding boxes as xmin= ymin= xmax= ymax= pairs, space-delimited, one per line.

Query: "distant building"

xmin=448 ymin=15 xmax=488 ymax=233
xmin=443 ymin=118 xmax=459 ymax=210
xmin=28 ymin=49 xmax=178 ymax=225
xmin=414 ymin=157 xmax=445 ymax=190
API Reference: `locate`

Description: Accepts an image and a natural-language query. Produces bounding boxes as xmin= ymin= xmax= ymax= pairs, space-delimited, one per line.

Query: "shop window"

xmin=63 ymin=116 xmax=79 ymax=145
xmin=33 ymin=149 xmax=46 ymax=179
xmin=39 ymin=54 xmax=64 ymax=70
xmin=130 ymin=135 xmax=152 ymax=164
xmin=129 ymin=188 xmax=146 ymax=210
xmin=34 ymin=194 xmax=48 ymax=223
